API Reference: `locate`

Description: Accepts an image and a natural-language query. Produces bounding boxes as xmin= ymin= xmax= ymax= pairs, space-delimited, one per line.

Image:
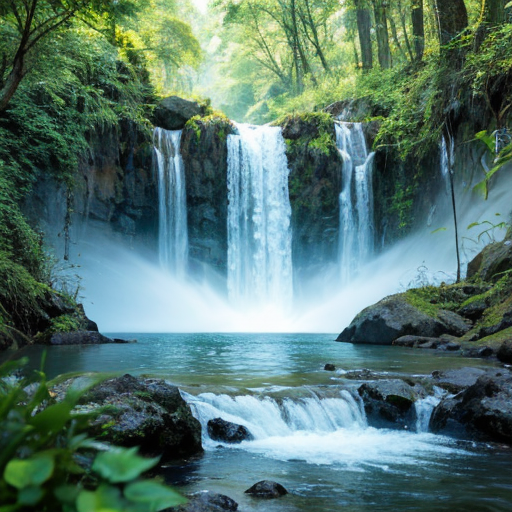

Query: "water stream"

xmin=13 ymin=334 xmax=512 ymax=512
xmin=226 ymin=123 xmax=293 ymax=312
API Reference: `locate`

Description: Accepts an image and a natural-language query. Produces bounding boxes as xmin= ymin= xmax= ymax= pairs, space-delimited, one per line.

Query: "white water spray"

xmin=226 ymin=124 xmax=293 ymax=312
xmin=153 ymin=128 xmax=188 ymax=276
xmin=335 ymin=122 xmax=375 ymax=283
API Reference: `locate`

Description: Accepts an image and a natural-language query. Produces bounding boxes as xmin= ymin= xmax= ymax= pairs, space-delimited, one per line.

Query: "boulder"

xmin=153 ymin=96 xmax=206 ymax=130
xmin=497 ymin=340 xmax=512 ymax=364
xmin=207 ymin=418 xmax=253 ymax=443
xmin=467 ymin=238 xmax=512 ymax=282
xmin=430 ymin=369 xmax=512 ymax=444
xmin=81 ymin=374 xmax=203 ymax=460
xmin=245 ymin=480 xmax=288 ymax=499
xmin=357 ymin=379 xmax=425 ymax=429
xmin=436 ymin=310 xmax=472 ymax=336
xmin=393 ymin=335 xmax=439 ymax=347
xmin=431 ymin=367 xmax=487 ymax=394
xmin=49 ymin=331 xmax=122 ymax=345
xmin=337 ymin=294 xmax=464 ymax=345
xmin=324 ymin=363 xmax=336 ymax=371
xmin=171 ymin=492 xmax=238 ymax=512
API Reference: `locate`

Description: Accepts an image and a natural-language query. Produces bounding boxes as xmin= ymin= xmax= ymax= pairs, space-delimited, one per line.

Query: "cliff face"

xmin=24 ymin=121 xmax=157 ymax=258
xmin=279 ymin=114 xmax=342 ymax=280
xmin=180 ymin=116 xmax=235 ymax=274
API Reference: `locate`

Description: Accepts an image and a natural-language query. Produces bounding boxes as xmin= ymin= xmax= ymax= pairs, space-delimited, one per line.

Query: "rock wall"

xmin=180 ymin=116 xmax=235 ymax=274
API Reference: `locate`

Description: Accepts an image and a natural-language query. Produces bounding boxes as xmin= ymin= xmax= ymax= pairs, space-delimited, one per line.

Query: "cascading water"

xmin=153 ymin=128 xmax=188 ymax=277
xmin=226 ymin=124 xmax=293 ymax=311
xmin=335 ymin=122 xmax=375 ymax=284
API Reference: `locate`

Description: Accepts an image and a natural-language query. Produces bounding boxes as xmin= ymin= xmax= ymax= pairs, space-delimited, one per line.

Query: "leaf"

xmin=505 ymin=1 xmax=512 ymax=8
xmin=467 ymin=222 xmax=480 ymax=230
xmin=430 ymin=227 xmax=447 ymax=234
xmin=29 ymin=402 xmax=73 ymax=433
xmin=4 ymin=454 xmax=55 ymax=489
xmin=17 ymin=486 xmax=44 ymax=506
xmin=76 ymin=485 xmax=124 ymax=512
xmin=54 ymin=484 xmax=79 ymax=504
xmin=475 ymin=130 xmax=495 ymax=154
xmin=124 ymin=480 xmax=187 ymax=511
xmin=92 ymin=447 xmax=160 ymax=483
xmin=472 ymin=179 xmax=489 ymax=200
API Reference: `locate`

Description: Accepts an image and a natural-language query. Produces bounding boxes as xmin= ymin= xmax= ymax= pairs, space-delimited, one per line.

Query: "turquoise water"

xmin=9 ymin=333 xmax=512 ymax=511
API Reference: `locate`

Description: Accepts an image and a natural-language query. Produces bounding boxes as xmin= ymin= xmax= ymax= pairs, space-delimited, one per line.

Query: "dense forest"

xmin=0 ymin=0 xmax=511 ymax=341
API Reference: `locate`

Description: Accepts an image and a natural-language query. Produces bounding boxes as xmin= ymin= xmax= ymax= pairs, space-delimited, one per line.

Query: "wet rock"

xmin=358 ymin=379 xmax=425 ymax=429
xmin=81 ymin=374 xmax=202 ymax=460
xmin=497 ymin=340 xmax=512 ymax=364
xmin=337 ymin=295 xmax=451 ymax=345
xmin=207 ymin=418 xmax=253 ymax=443
xmin=467 ymin=238 xmax=512 ymax=282
xmin=245 ymin=480 xmax=288 ymax=499
xmin=343 ymin=369 xmax=379 ymax=380
xmin=436 ymin=310 xmax=471 ymax=336
xmin=49 ymin=331 xmax=115 ymax=345
xmin=431 ymin=367 xmax=487 ymax=394
xmin=430 ymin=369 xmax=512 ymax=444
xmin=461 ymin=346 xmax=494 ymax=358
xmin=458 ymin=298 xmax=488 ymax=322
xmin=324 ymin=363 xmax=336 ymax=371
xmin=153 ymin=96 xmax=205 ymax=130
xmin=171 ymin=491 xmax=238 ymax=512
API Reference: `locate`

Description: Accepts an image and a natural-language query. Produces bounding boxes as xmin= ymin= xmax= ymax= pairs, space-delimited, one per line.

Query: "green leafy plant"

xmin=0 ymin=358 xmax=186 ymax=512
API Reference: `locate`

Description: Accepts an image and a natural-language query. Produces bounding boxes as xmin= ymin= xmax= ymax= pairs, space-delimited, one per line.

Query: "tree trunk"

xmin=434 ymin=0 xmax=468 ymax=46
xmin=483 ymin=0 xmax=508 ymax=25
xmin=354 ymin=0 xmax=373 ymax=71
xmin=0 ymin=55 xmax=24 ymax=113
xmin=373 ymin=0 xmax=392 ymax=69
xmin=388 ymin=13 xmax=408 ymax=61
xmin=411 ymin=0 xmax=425 ymax=60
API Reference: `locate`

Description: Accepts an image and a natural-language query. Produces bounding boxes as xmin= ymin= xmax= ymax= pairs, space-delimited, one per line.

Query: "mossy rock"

xmin=467 ymin=238 xmax=512 ymax=282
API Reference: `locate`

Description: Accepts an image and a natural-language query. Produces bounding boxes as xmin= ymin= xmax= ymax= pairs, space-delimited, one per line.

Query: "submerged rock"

xmin=324 ymin=363 xmax=336 ymax=371
xmin=81 ymin=374 xmax=203 ymax=460
xmin=207 ymin=418 xmax=253 ymax=443
xmin=430 ymin=369 xmax=512 ymax=444
xmin=245 ymin=480 xmax=288 ymax=499
xmin=171 ymin=491 xmax=238 ymax=512
xmin=357 ymin=379 xmax=425 ymax=429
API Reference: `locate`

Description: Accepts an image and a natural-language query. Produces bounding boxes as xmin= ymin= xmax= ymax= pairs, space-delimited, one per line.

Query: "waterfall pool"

xmin=10 ymin=333 xmax=512 ymax=512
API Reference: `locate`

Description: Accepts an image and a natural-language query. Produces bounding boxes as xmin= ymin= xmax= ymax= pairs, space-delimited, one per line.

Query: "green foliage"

xmin=0 ymin=359 xmax=186 ymax=512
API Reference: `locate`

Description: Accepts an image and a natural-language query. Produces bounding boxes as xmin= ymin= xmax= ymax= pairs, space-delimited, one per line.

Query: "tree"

xmin=411 ymin=0 xmax=424 ymax=60
xmin=434 ymin=0 xmax=468 ymax=46
xmin=372 ymin=0 xmax=392 ymax=68
xmin=481 ymin=0 xmax=509 ymax=25
xmin=0 ymin=0 xmax=131 ymax=112
xmin=354 ymin=0 xmax=373 ymax=70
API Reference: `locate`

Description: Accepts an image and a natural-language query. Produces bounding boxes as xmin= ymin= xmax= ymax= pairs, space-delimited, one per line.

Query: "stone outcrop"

xmin=81 ymin=374 xmax=203 ymax=460
xmin=337 ymin=294 xmax=470 ymax=345
xmin=467 ymin=238 xmax=512 ymax=282
xmin=181 ymin=116 xmax=235 ymax=273
xmin=430 ymin=369 xmax=512 ymax=444
xmin=279 ymin=113 xmax=342 ymax=280
xmin=153 ymin=96 xmax=207 ymax=131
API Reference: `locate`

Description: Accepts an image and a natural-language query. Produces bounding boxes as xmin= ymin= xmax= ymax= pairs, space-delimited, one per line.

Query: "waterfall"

xmin=153 ymin=128 xmax=188 ymax=277
xmin=335 ymin=122 xmax=375 ymax=284
xmin=183 ymin=389 xmax=366 ymax=446
xmin=226 ymin=124 xmax=293 ymax=310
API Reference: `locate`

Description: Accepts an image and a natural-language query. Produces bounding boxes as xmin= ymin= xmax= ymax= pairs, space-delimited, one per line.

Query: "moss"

xmin=466 ymin=326 xmax=512 ymax=349
xmin=404 ymin=285 xmax=465 ymax=318
xmin=185 ymin=112 xmax=234 ymax=144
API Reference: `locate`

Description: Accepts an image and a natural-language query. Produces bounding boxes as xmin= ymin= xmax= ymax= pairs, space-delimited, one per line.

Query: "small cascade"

xmin=183 ymin=389 xmax=366 ymax=446
xmin=440 ymin=135 xmax=454 ymax=195
xmin=414 ymin=389 xmax=443 ymax=433
xmin=335 ymin=122 xmax=375 ymax=284
xmin=226 ymin=124 xmax=293 ymax=310
xmin=153 ymin=128 xmax=188 ymax=277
